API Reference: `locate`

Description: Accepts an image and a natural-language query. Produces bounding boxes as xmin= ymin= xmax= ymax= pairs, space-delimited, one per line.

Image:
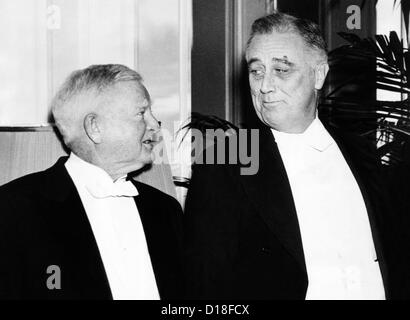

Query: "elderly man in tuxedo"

xmin=184 ymin=12 xmax=407 ymax=299
xmin=0 ymin=64 xmax=183 ymax=300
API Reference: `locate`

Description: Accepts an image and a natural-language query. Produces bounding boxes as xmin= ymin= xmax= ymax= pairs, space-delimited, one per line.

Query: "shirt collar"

xmin=65 ymin=153 xmax=138 ymax=198
xmin=271 ymin=118 xmax=334 ymax=152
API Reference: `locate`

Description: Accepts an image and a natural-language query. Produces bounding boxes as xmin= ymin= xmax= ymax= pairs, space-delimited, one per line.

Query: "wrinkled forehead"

xmin=246 ymin=31 xmax=310 ymax=64
xmin=114 ymin=81 xmax=150 ymax=104
xmin=96 ymin=81 xmax=151 ymax=114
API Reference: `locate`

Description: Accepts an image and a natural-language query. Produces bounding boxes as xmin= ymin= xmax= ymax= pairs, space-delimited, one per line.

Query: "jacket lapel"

xmin=240 ymin=127 xmax=307 ymax=273
xmin=41 ymin=157 xmax=112 ymax=299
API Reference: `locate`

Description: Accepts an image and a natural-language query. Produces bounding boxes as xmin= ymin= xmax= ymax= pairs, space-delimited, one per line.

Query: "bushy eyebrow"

xmin=247 ymin=57 xmax=295 ymax=67
xmin=272 ymin=57 xmax=294 ymax=67
xmin=247 ymin=58 xmax=262 ymax=68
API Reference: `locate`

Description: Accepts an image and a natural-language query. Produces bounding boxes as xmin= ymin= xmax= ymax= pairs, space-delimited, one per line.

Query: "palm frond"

xmin=320 ymin=31 xmax=410 ymax=165
xmin=173 ymin=113 xmax=238 ymax=188
xmin=176 ymin=112 xmax=238 ymax=146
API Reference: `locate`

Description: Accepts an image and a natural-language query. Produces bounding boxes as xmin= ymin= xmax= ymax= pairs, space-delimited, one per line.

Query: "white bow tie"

xmin=86 ymin=178 xmax=139 ymax=199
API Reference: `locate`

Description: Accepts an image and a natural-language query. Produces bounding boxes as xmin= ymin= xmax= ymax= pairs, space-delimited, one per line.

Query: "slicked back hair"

xmin=246 ymin=11 xmax=328 ymax=64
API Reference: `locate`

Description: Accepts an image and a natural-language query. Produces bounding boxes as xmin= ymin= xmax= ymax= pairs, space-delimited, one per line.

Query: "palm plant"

xmin=176 ymin=112 xmax=239 ymax=147
xmin=319 ymin=30 xmax=410 ymax=165
xmin=172 ymin=112 xmax=239 ymax=188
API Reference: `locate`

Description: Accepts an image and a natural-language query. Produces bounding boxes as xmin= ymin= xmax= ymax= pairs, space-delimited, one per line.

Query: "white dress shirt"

xmin=271 ymin=118 xmax=385 ymax=300
xmin=65 ymin=153 xmax=160 ymax=300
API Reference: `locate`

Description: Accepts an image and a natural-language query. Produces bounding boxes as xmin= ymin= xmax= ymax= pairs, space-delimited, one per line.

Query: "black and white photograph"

xmin=0 ymin=0 xmax=410 ymax=309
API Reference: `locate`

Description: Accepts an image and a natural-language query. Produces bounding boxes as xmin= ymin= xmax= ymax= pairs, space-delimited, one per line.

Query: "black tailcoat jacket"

xmin=184 ymin=125 xmax=409 ymax=300
xmin=0 ymin=157 xmax=183 ymax=300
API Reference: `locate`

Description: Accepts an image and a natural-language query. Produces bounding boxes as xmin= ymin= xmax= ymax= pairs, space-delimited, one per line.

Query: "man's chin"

xmin=140 ymin=154 xmax=155 ymax=167
xmin=127 ymin=157 xmax=153 ymax=177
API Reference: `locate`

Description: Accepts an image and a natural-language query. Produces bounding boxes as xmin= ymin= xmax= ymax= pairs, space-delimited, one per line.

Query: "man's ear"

xmin=83 ymin=113 xmax=102 ymax=144
xmin=314 ymin=62 xmax=329 ymax=90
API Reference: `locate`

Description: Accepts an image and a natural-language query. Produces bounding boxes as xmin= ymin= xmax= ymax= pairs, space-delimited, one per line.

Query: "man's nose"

xmin=146 ymin=113 xmax=161 ymax=133
xmin=260 ymin=74 xmax=276 ymax=94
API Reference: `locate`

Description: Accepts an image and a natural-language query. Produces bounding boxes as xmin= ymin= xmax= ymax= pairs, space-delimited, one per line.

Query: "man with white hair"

xmin=0 ymin=64 xmax=183 ymax=300
xmin=184 ymin=12 xmax=407 ymax=300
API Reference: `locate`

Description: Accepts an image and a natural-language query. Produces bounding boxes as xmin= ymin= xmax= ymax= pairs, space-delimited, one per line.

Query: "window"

xmin=0 ymin=0 xmax=192 ymax=202
xmin=0 ymin=0 xmax=192 ymax=137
